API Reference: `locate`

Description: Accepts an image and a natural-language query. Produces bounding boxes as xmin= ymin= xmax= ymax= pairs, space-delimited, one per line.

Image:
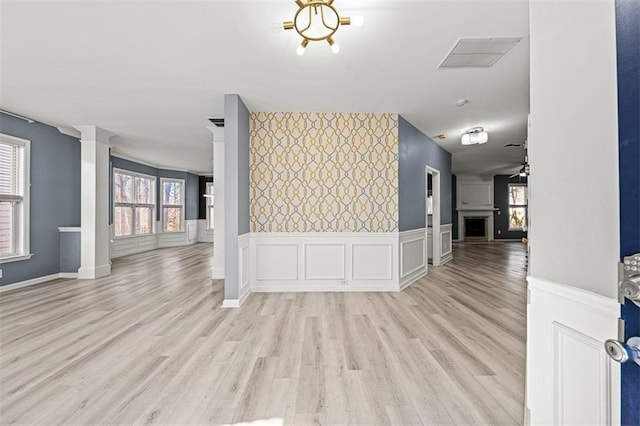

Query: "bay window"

xmin=161 ymin=178 xmax=184 ymax=232
xmin=113 ymin=169 xmax=155 ymax=237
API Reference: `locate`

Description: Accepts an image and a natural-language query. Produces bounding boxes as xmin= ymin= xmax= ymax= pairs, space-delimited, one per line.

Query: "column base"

xmin=78 ymin=264 xmax=111 ymax=280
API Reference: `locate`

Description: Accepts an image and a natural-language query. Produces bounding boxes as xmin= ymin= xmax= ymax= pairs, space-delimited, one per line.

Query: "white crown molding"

xmin=110 ymin=150 xmax=210 ymax=176
xmin=56 ymin=126 xmax=81 ymax=139
xmin=110 ymin=151 xmax=161 ymax=169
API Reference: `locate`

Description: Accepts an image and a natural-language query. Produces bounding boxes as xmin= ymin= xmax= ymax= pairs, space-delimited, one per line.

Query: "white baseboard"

xmin=251 ymin=282 xmax=400 ymax=293
xmin=526 ymin=275 xmax=620 ymax=426
xmin=221 ymin=289 xmax=250 ymax=309
xmin=0 ymin=272 xmax=73 ymax=293
xmin=59 ymin=272 xmax=78 ymax=279
xmin=221 ymin=299 xmax=240 ymax=308
xmin=78 ymin=263 xmax=111 ymax=279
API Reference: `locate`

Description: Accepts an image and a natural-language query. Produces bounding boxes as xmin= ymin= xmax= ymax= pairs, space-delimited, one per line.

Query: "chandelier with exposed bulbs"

xmin=282 ymin=0 xmax=363 ymax=56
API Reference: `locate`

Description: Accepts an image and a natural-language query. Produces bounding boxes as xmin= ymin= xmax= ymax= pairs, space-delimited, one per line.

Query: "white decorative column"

xmin=208 ymin=126 xmax=225 ymax=279
xmin=74 ymin=126 xmax=113 ymax=279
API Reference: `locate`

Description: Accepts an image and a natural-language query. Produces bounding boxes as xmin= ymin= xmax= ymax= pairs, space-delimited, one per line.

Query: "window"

xmin=113 ymin=169 xmax=155 ymax=237
xmin=508 ymin=184 xmax=527 ymax=230
xmin=205 ymin=182 xmax=214 ymax=230
xmin=0 ymin=133 xmax=30 ymax=262
xmin=161 ymin=178 xmax=184 ymax=232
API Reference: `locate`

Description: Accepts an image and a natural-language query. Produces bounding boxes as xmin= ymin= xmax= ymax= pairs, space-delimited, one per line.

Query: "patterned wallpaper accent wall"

xmin=250 ymin=112 xmax=399 ymax=232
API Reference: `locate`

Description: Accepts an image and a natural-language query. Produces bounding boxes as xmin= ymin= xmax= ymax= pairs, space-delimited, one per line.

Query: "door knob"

xmin=604 ymin=337 xmax=640 ymax=365
xmin=620 ymin=275 xmax=640 ymax=302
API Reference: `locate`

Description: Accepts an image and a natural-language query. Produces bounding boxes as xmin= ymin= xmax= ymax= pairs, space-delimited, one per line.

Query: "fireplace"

xmin=464 ymin=217 xmax=488 ymax=241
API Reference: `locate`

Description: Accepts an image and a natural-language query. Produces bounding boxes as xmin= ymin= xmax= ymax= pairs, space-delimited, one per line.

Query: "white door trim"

xmin=427 ymin=166 xmax=441 ymax=266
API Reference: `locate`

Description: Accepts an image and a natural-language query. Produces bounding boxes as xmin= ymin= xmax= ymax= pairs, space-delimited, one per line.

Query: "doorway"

xmin=426 ymin=166 xmax=441 ymax=266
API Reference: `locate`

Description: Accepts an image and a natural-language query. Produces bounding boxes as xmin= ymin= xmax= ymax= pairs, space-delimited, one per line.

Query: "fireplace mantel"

xmin=456 ymin=176 xmax=495 ymax=241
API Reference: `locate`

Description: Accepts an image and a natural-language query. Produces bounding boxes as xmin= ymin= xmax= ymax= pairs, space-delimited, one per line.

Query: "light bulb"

xmin=351 ymin=16 xmax=364 ymax=27
xmin=296 ymin=39 xmax=309 ymax=56
xmin=330 ymin=42 xmax=340 ymax=54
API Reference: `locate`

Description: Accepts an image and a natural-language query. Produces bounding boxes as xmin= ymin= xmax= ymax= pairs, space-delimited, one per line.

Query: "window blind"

xmin=0 ymin=141 xmax=24 ymax=201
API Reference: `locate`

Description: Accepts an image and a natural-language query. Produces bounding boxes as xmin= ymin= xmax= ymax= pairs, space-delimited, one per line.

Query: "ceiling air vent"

xmin=439 ymin=37 xmax=522 ymax=68
xmin=208 ymin=118 xmax=224 ymax=127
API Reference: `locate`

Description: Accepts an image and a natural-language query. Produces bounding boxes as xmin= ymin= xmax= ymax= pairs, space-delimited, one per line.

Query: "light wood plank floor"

xmin=0 ymin=242 xmax=527 ymax=425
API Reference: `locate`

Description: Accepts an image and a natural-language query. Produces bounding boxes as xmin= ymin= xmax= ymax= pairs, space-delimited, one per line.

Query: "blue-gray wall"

xmin=110 ymin=156 xmax=199 ymax=222
xmin=59 ymin=232 xmax=81 ymax=273
xmin=185 ymin=173 xmax=199 ymax=220
xmin=237 ymin=104 xmax=250 ymax=235
xmin=398 ymin=116 xmax=452 ymax=231
xmin=224 ymin=94 xmax=250 ymax=300
xmin=0 ymin=113 xmax=81 ymax=286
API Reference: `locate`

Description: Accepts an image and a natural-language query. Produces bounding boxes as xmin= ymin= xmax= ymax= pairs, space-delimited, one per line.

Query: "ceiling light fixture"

xmin=461 ymin=127 xmax=488 ymax=145
xmin=282 ymin=0 xmax=363 ymax=56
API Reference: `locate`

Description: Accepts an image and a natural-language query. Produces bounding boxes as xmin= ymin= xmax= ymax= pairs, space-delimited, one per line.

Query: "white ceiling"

xmin=0 ymin=0 xmax=529 ymax=175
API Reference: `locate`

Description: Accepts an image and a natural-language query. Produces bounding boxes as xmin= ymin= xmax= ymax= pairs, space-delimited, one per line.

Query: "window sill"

xmin=0 ymin=253 xmax=34 ymax=264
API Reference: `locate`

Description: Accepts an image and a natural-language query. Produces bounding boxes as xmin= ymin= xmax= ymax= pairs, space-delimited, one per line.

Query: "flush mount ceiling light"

xmin=461 ymin=127 xmax=488 ymax=145
xmin=282 ymin=0 xmax=363 ymax=56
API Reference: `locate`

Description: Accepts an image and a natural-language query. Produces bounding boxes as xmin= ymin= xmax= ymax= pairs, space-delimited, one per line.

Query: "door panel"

xmin=615 ymin=0 xmax=640 ymax=424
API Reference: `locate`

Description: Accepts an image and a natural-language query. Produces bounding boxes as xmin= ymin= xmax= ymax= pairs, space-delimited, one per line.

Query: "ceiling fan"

xmin=510 ymin=161 xmax=529 ymax=179
xmin=506 ymin=140 xmax=528 ymax=178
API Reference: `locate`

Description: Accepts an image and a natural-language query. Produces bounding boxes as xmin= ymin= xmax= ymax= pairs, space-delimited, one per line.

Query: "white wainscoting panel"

xmin=400 ymin=228 xmax=427 ymax=290
xmin=158 ymin=220 xmax=199 ymax=248
xmin=254 ymin=243 xmax=298 ymax=281
xmin=197 ymin=220 xmax=214 ymax=243
xmin=440 ymin=224 xmax=453 ymax=265
xmin=527 ymin=276 xmax=620 ymax=426
xmin=250 ymin=233 xmax=399 ymax=292
xmin=401 ymin=239 xmax=424 ymax=276
xmin=304 ymin=244 xmax=346 ymax=280
xmin=352 ymin=243 xmax=393 ymax=280
xmin=187 ymin=222 xmax=197 ymax=240
xmin=111 ymin=234 xmax=158 ymax=259
xmin=112 ymin=220 xmax=200 ymax=259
